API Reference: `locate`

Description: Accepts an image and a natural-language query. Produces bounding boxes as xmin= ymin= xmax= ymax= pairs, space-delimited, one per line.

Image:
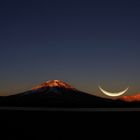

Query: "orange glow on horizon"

xmin=120 ymin=93 xmax=140 ymax=102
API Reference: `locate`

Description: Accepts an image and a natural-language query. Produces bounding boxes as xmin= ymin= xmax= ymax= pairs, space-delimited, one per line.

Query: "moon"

xmin=99 ymin=86 xmax=129 ymax=97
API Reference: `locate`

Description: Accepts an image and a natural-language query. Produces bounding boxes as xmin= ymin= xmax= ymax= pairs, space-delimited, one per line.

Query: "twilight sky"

xmin=0 ymin=0 xmax=140 ymax=97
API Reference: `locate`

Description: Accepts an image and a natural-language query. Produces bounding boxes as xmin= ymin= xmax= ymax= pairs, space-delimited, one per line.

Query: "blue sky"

xmin=0 ymin=0 xmax=140 ymax=97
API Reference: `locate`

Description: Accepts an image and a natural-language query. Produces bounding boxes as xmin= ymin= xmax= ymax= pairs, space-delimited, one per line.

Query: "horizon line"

xmin=0 ymin=107 xmax=139 ymax=112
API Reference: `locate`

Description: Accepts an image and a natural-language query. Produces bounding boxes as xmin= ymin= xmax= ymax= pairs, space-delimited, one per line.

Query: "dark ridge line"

xmin=0 ymin=107 xmax=139 ymax=111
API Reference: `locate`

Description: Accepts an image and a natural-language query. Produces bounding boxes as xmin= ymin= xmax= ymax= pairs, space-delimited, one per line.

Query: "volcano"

xmin=0 ymin=80 xmax=138 ymax=108
xmin=2 ymin=80 xmax=110 ymax=107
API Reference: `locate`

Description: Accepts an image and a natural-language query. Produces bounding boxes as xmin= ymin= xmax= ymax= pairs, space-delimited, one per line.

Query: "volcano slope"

xmin=0 ymin=80 xmax=139 ymax=108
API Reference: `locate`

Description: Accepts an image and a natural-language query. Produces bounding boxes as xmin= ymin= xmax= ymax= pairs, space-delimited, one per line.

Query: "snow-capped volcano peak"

xmin=32 ymin=80 xmax=75 ymax=91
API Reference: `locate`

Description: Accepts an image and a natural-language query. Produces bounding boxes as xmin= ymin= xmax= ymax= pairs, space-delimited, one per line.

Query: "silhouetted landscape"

xmin=0 ymin=80 xmax=140 ymax=109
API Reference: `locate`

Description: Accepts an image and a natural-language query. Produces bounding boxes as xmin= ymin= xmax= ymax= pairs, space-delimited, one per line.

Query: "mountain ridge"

xmin=0 ymin=80 xmax=140 ymax=108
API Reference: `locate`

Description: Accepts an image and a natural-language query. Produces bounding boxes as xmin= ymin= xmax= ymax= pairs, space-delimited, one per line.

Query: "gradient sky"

xmin=0 ymin=0 xmax=140 ymax=97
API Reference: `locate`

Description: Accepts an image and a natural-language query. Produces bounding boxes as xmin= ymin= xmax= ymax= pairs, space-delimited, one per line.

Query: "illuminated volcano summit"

xmin=32 ymin=80 xmax=76 ymax=91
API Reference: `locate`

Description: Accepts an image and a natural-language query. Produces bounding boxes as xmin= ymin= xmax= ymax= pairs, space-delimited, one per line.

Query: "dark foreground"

xmin=0 ymin=107 xmax=140 ymax=111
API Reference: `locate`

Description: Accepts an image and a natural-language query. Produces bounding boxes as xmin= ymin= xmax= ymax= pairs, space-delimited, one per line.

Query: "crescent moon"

xmin=99 ymin=86 xmax=129 ymax=97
